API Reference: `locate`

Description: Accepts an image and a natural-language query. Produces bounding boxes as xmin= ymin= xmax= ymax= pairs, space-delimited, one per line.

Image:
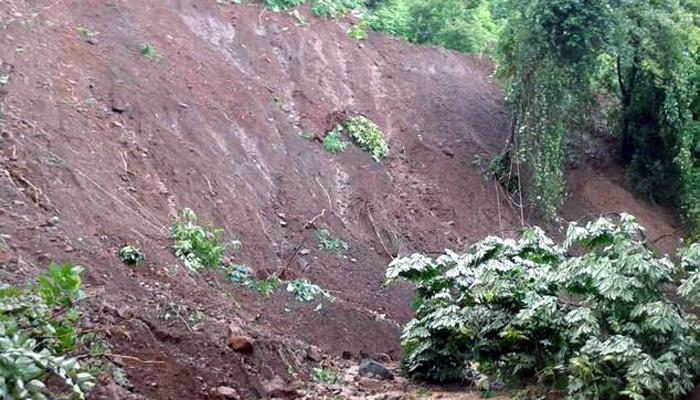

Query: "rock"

xmin=359 ymin=359 xmax=394 ymax=380
xmin=305 ymin=345 xmax=322 ymax=362
xmin=264 ymin=377 xmax=298 ymax=398
xmin=299 ymin=249 xmax=310 ymax=256
xmin=227 ymin=335 xmax=254 ymax=353
xmin=214 ymin=386 xmax=239 ymax=399
xmin=227 ymin=319 xmax=254 ymax=353
xmin=279 ymin=220 xmax=287 ymax=227
xmin=357 ymin=377 xmax=382 ymax=390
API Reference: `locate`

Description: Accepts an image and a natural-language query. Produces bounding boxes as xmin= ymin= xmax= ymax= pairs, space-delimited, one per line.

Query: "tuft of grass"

xmin=140 ymin=43 xmax=161 ymax=61
xmin=323 ymin=128 xmax=348 ymax=154
xmin=119 ymin=245 xmax=145 ymax=266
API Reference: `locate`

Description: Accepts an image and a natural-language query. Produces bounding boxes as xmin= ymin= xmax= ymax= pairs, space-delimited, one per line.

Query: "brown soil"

xmin=0 ymin=1 xmax=686 ymax=399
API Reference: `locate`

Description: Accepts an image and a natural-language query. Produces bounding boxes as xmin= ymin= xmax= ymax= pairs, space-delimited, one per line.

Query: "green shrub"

xmin=286 ymin=279 xmax=335 ymax=302
xmin=347 ymin=21 xmax=370 ymax=40
xmin=344 ymin=116 xmax=388 ymax=160
xmin=1 ymin=262 xmax=95 ymax=399
xmin=323 ymin=128 xmax=348 ymax=155
xmin=170 ymin=208 xmax=225 ymax=271
xmin=311 ymin=367 xmax=343 ymax=384
xmin=265 ymin=0 xmax=305 ymax=12
xmin=387 ymin=214 xmax=700 ymax=399
xmin=118 ymin=245 xmax=145 ymax=266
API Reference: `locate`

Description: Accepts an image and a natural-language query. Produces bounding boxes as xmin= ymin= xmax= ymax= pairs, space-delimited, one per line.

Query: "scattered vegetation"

xmin=0 ymin=262 xmax=95 ymax=399
xmin=265 ymin=0 xmax=305 ymax=12
xmin=316 ymin=228 xmax=350 ymax=255
xmin=140 ymin=43 xmax=161 ymax=61
xmin=226 ymin=264 xmax=282 ymax=297
xmin=311 ymin=0 xmax=363 ymax=19
xmin=170 ymin=208 xmax=225 ymax=271
xmin=118 ymin=245 xmax=145 ymax=266
xmin=388 ymin=214 xmax=700 ymax=398
xmin=311 ymin=367 xmax=343 ymax=384
xmin=226 ymin=265 xmax=332 ymax=302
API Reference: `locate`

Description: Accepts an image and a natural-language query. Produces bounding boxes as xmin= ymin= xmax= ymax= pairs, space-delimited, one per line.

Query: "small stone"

xmin=350 ymin=258 xmax=357 ymax=263
xmin=305 ymin=346 xmax=322 ymax=362
xmin=64 ymin=245 xmax=74 ymax=252
xmin=357 ymin=377 xmax=381 ymax=390
xmin=277 ymin=213 xmax=286 ymax=219
xmin=299 ymin=249 xmax=310 ymax=256
xmin=214 ymin=386 xmax=239 ymax=399
xmin=279 ymin=220 xmax=287 ymax=227
xmin=87 ymin=37 xmax=98 ymax=45
xmin=359 ymin=359 xmax=394 ymax=381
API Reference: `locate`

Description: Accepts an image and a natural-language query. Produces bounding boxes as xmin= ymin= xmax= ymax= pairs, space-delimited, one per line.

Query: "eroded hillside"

xmin=0 ymin=1 xmax=683 ymax=399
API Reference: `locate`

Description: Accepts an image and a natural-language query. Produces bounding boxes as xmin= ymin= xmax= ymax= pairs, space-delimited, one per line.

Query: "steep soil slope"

xmin=0 ymin=1 xmax=683 ymax=399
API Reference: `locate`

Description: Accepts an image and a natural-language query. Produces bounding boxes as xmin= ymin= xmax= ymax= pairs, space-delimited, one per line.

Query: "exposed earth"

xmin=0 ymin=0 xmax=685 ymax=399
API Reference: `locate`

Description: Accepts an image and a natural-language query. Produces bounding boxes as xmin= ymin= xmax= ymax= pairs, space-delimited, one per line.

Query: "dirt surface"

xmin=0 ymin=1 xmax=686 ymax=399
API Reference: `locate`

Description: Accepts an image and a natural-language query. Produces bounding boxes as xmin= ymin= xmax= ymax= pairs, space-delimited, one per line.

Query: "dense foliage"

xmin=1 ymin=263 xmax=94 ymax=399
xmin=368 ymin=0 xmax=498 ymax=54
xmin=388 ymin=214 xmax=700 ymax=398
xmin=497 ymin=0 xmax=700 ymax=230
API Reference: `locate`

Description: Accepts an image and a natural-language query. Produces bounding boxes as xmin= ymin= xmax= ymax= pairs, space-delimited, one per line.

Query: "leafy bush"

xmin=265 ymin=0 xmax=305 ymax=12
xmin=170 ymin=208 xmax=225 ymax=271
xmin=118 ymin=245 xmax=145 ymax=266
xmin=347 ymin=21 xmax=370 ymax=40
xmin=1 ymin=262 xmax=95 ymax=399
xmin=323 ymin=128 xmax=347 ymax=155
xmin=343 ymin=116 xmax=388 ymax=160
xmin=286 ymin=280 xmax=335 ymax=302
xmin=387 ymin=214 xmax=700 ymax=399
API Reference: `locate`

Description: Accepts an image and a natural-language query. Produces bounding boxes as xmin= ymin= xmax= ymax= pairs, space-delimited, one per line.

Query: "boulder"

xmin=359 ymin=359 xmax=394 ymax=380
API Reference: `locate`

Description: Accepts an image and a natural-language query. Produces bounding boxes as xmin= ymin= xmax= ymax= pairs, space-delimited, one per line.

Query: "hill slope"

xmin=0 ymin=1 xmax=683 ymax=398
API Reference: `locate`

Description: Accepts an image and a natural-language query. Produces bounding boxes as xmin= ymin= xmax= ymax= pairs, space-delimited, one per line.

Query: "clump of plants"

xmin=118 ymin=245 xmax=145 ymax=266
xmin=323 ymin=128 xmax=348 ymax=155
xmin=0 ymin=262 xmax=95 ymax=399
xmin=286 ymin=279 xmax=335 ymax=302
xmin=316 ymin=228 xmax=350 ymax=255
xmin=387 ymin=214 xmax=700 ymax=399
xmin=170 ymin=208 xmax=225 ymax=271
xmin=226 ymin=264 xmax=282 ymax=297
xmin=325 ymin=116 xmax=388 ymax=160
